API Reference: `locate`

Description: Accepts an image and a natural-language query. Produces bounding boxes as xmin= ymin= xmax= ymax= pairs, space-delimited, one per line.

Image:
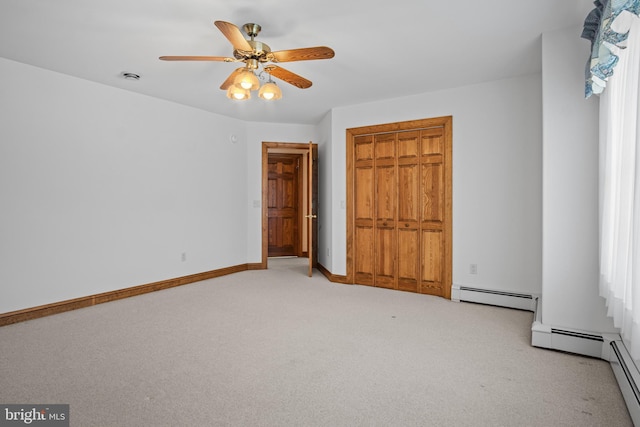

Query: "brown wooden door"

xmin=348 ymin=117 xmax=452 ymax=298
xmin=268 ymin=155 xmax=300 ymax=257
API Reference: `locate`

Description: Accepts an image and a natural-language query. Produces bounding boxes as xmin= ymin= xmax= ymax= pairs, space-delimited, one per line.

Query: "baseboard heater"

xmin=453 ymin=285 xmax=536 ymax=311
xmin=550 ymin=328 xmax=604 ymax=342
xmin=610 ymin=341 xmax=640 ymax=424
xmin=531 ymin=305 xmax=608 ymax=359
xmin=455 ymin=284 xmax=639 ymax=422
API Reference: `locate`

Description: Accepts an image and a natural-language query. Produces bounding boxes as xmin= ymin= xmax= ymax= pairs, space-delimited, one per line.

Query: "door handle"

xmin=305 ymin=215 xmax=317 ymax=219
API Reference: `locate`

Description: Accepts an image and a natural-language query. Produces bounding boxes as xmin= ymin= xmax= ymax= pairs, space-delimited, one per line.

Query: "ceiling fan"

xmin=159 ymin=21 xmax=335 ymax=100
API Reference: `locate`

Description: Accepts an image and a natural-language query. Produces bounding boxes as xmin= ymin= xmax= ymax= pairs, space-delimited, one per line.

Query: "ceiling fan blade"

xmin=270 ymin=46 xmax=335 ymax=63
xmin=220 ymin=68 xmax=244 ymax=90
xmin=159 ymin=56 xmax=234 ymax=62
xmin=264 ymin=65 xmax=312 ymax=89
xmin=214 ymin=21 xmax=252 ymax=52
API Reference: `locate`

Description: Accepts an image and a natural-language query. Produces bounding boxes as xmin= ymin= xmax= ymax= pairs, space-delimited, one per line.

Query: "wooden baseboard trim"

xmin=0 ymin=263 xmax=252 ymax=327
xmin=317 ymin=263 xmax=350 ymax=284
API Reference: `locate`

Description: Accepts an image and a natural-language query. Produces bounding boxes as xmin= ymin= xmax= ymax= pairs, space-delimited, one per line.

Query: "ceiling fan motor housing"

xmin=234 ymin=40 xmax=271 ymax=63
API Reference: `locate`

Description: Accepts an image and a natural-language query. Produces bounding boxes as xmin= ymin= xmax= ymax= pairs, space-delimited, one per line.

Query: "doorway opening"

xmin=261 ymin=142 xmax=318 ymax=275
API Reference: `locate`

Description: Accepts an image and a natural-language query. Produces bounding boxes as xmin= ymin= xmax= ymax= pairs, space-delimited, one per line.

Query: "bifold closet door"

xmin=348 ymin=116 xmax=451 ymax=298
xmin=352 ymin=127 xmax=446 ymax=296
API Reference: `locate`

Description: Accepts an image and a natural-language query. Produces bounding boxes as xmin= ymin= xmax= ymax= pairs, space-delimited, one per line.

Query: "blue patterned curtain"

xmin=582 ymin=0 xmax=640 ymax=97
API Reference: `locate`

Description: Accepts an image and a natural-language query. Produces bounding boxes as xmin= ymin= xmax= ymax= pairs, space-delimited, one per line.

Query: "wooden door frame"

xmin=261 ymin=142 xmax=318 ymax=268
xmin=346 ymin=116 xmax=453 ymax=298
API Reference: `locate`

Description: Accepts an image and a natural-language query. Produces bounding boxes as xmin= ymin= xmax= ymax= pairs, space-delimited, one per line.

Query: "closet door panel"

xmin=355 ymin=136 xmax=374 ymax=162
xmin=376 ymin=165 xmax=396 ymax=222
xmin=421 ymin=128 xmax=444 ymax=156
xmin=398 ymin=131 xmax=420 ymax=159
xmin=398 ymin=164 xmax=419 ymax=222
xmin=397 ymin=148 xmax=420 ymax=292
xmin=420 ymin=128 xmax=445 ymax=295
xmin=354 ymin=135 xmax=375 ymax=285
xmin=374 ymin=132 xmax=397 ymax=289
xmin=376 ymin=226 xmax=396 ymax=289
xmin=398 ymin=228 xmax=419 ymax=292
xmin=354 ymin=226 xmax=374 ymax=285
xmin=375 ymin=133 xmax=396 ymax=160
xmin=421 ymin=162 xmax=444 ymax=223
xmin=421 ymin=229 xmax=443 ymax=295
xmin=375 ymin=162 xmax=396 ymax=289
xmin=355 ymin=167 xmax=374 ymax=220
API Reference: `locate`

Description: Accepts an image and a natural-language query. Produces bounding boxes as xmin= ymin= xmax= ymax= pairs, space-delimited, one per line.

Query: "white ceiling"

xmin=0 ymin=0 xmax=593 ymax=125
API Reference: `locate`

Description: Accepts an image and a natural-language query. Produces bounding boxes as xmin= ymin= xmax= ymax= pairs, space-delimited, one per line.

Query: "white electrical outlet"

xmin=470 ymin=264 xmax=477 ymax=274
xmin=181 ymin=252 xmax=187 ymax=262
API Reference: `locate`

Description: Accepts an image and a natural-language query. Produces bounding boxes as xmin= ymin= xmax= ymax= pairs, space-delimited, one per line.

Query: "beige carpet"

xmin=0 ymin=257 xmax=632 ymax=426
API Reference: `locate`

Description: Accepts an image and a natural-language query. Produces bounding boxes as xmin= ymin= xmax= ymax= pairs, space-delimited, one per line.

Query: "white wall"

xmin=327 ymin=75 xmax=544 ymax=295
xmin=316 ymin=111 xmax=333 ymax=270
xmin=541 ymin=26 xmax=616 ymax=333
xmin=0 ymin=58 xmax=249 ymax=313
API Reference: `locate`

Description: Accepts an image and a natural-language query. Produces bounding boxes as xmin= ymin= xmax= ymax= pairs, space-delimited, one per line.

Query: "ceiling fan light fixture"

xmin=259 ymin=82 xmax=282 ymax=100
xmin=234 ymin=68 xmax=260 ymax=91
xmin=160 ymin=21 xmax=334 ymax=101
xmin=226 ymin=84 xmax=250 ymax=100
